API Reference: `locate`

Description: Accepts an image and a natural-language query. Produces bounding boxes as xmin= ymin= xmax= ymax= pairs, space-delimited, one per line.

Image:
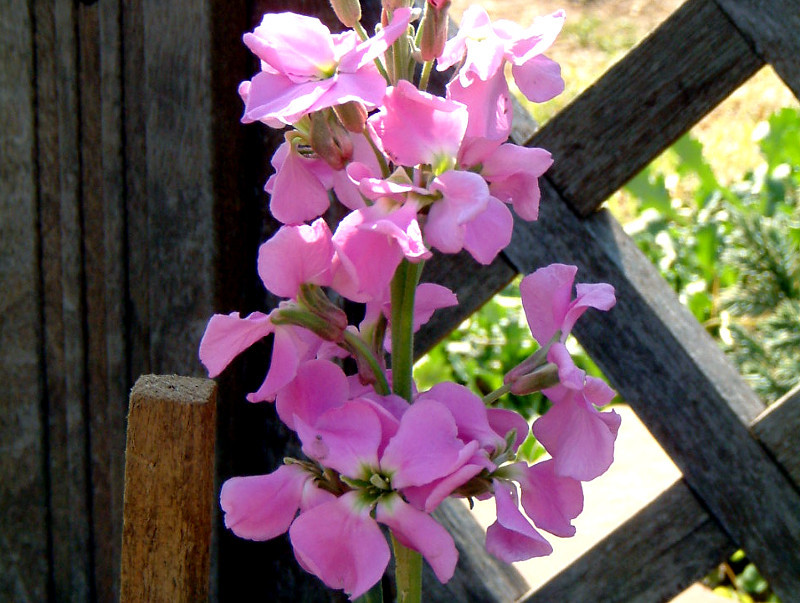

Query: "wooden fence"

xmin=2 ymin=0 xmax=799 ymax=600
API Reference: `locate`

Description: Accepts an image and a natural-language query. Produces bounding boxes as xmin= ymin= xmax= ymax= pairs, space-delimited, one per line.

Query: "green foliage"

xmin=623 ymin=107 xmax=800 ymax=403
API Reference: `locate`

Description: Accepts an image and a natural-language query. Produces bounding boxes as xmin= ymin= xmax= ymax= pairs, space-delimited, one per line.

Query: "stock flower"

xmin=257 ymin=219 xmax=334 ymax=299
xmin=239 ymin=9 xmax=413 ymax=126
xmin=331 ymin=200 xmax=431 ymax=302
xmin=199 ymin=308 xmax=324 ymax=402
xmin=290 ymin=398 xmax=467 ymax=597
xmin=520 ymin=263 xmax=616 ymax=345
xmin=425 ymin=169 xmax=513 ymax=264
xmin=477 ymin=144 xmax=553 ymax=221
xmin=369 ymin=80 xmax=468 ymax=169
xmin=535 ymin=376 xmax=621 ymax=481
xmin=438 ymin=5 xmax=565 ymax=104
xmin=446 ymin=69 xmax=512 ymax=141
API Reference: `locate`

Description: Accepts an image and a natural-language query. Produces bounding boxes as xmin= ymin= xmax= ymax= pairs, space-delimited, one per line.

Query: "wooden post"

xmin=120 ymin=375 xmax=217 ymax=602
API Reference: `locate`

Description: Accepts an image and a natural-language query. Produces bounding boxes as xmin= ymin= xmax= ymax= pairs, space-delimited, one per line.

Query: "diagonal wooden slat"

xmin=502 ymin=183 xmax=800 ymax=600
xmin=530 ymin=0 xmax=763 ymax=216
xmin=523 ymin=381 xmax=800 ymax=602
xmin=713 ymin=0 xmax=800 ymax=99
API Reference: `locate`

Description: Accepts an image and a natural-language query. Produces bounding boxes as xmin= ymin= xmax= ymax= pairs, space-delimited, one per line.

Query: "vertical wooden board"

xmin=78 ymin=0 xmax=128 ymax=600
xmin=0 ymin=2 xmax=49 ymax=601
xmin=140 ymin=0 xmax=215 ymax=376
xmin=34 ymin=0 xmax=93 ymax=599
xmin=751 ymin=385 xmax=800 ymax=486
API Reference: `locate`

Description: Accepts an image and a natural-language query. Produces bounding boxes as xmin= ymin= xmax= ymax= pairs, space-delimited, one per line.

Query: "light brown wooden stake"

xmin=120 ymin=375 xmax=217 ymax=603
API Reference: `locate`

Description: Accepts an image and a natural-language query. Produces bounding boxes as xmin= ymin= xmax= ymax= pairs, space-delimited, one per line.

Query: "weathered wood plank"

xmin=34 ymin=0 xmax=93 ymax=599
xmin=78 ymin=1 xmax=128 ymax=600
xmin=120 ymin=375 xmax=217 ymax=602
xmin=525 ymin=378 xmax=800 ymax=602
xmin=502 ymin=182 xmax=800 ymax=600
xmin=0 ymin=3 xmax=49 ymax=601
xmin=751 ymin=384 xmax=800 ymax=487
xmin=529 ymin=0 xmax=763 ymax=216
xmin=714 ymin=0 xmax=800 ymax=99
xmin=524 ymin=482 xmax=736 ymax=603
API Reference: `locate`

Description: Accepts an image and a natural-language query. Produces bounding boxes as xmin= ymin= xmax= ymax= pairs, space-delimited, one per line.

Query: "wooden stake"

xmin=120 ymin=375 xmax=217 ymax=602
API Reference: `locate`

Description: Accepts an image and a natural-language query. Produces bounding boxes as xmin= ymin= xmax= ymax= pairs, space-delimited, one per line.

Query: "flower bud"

xmin=309 ymin=109 xmax=354 ymax=170
xmin=508 ymin=362 xmax=560 ymax=396
xmin=333 ymin=101 xmax=368 ymax=133
xmin=329 ymin=0 xmax=361 ymax=28
xmin=419 ymin=0 xmax=450 ymax=61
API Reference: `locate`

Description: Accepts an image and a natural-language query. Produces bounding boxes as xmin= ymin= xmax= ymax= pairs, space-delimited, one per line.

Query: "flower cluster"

xmin=200 ymin=2 xmax=620 ymax=600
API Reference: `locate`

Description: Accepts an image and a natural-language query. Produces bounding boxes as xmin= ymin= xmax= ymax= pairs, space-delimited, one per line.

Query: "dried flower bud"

xmin=329 ymin=0 xmax=361 ymax=28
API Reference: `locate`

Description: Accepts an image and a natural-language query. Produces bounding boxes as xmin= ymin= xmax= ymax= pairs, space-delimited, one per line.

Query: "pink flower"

xmin=369 ymin=80 xmax=468 ymax=168
xmin=446 ymin=68 xmax=512 ymax=141
xmin=289 ymin=398 xmax=467 ymax=596
xmin=520 ymin=263 xmax=616 ymax=345
xmin=265 ymin=141 xmax=334 ymax=224
xmin=425 ymin=170 xmax=513 ymax=264
xmin=257 ymin=219 xmax=334 ymax=299
xmin=239 ymin=9 xmax=413 ymax=126
xmin=535 ymin=376 xmax=621 ymax=481
xmin=198 ymin=307 xmax=324 ymax=402
xmin=331 ymin=201 xmax=431 ymax=303
xmin=438 ymin=5 xmax=565 ymax=104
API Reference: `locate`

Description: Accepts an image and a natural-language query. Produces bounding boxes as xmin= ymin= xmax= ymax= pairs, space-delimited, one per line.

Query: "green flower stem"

xmin=390 ymin=260 xmax=423 ymax=401
xmin=342 ymin=330 xmax=391 ymax=396
xmin=392 ymin=533 xmax=423 ymax=603
xmin=390 ymin=258 xmax=424 ymax=602
xmin=355 ymin=581 xmax=384 ymax=603
xmin=418 ymin=59 xmax=434 ymax=92
xmin=483 ymin=382 xmax=513 ymax=406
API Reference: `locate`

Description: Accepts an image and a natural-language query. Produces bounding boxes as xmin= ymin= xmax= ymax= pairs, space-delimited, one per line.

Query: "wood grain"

xmin=120 ymin=375 xmax=217 ymax=603
xmin=0 ymin=3 xmax=49 ymax=601
xmin=713 ymin=0 xmax=800 ymax=99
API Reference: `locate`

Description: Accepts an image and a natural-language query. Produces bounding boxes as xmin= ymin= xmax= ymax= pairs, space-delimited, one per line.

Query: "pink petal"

xmin=534 ymin=386 xmax=621 ymax=481
xmin=561 ymin=282 xmax=616 ymax=336
xmin=485 ymin=479 xmax=553 ymax=562
xmin=380 ymin=399 xmax=468 ymax=489
xmin=517 ymin=459 xmax=584 ymax=537
xmin=446 ymin=69 xmax=512 ymax=141
xmin=377 ymin=493 xmax=458 ymax=583
xmin=220 ymin=464 xmax=310 ymax=540
xmin=369 ymin=81 xmax=468 ymax=167
xmin=246 ymin=324 xmax=307 ymax=403
xmin=275 ymin=359 xmax=349 ymax=429
xmin=296 ymin=400 xmax=382 ymax=478
xmin=463 ymin=196 xmax=513 ymax=265
xmin=199 ymin=311 xmax=272 ymax=378
xmin=547 ymin=342 xmax=586 ymax=390
xmin=519 ymin=263 xmax=577 ymax=344
xmin=290 ymin=492 xmax=390 ymax=600
xmin=268 ymin=142 xmax=332 ymax=224
xmin=420 ymin=382 xmax=504 ymax=451
xmin=257 ymin=219 xmax=334 ymax=298
xmin=402 ymin=462 xmax=486 ymax=513
xmin=511 ymin=55 xmax=565 ymax=103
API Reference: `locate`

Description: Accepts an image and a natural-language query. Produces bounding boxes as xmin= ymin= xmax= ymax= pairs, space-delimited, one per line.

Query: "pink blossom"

xmin=515 ymin=459 xmax=584 ymax=537
xmin=479 ymin=144 xmax=553 ymax=221
xmin=485 ymin=479 xmax=553 ymax=562
xmin=331 ymin=201 xmax=431 ymax=303
xmin=535 ymin=377 xmax=621 ymax=481
xmin=520 ymin=263 xmax=616 ymax=345
xmin=425 ymin=170 xmax=513 ymax=264
xmin=438 ymin=6 xmax=505 ymax=83
xmin=239 ymin=9 xmax=412 ymax=126
xmin=257 ymin=219 xmax=334 ymax=299
xmin=369 ymin=80 xmax=468 ymax=168
xmin=446 ymin=67 xmax=512 ymax=141
xmin=220 ymin=464 xmax=333 ymax=541
xmin=265 ymin=141 xmax=334 ymax=224
xmin=198 ymin=308 xmax=323 ymax=402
